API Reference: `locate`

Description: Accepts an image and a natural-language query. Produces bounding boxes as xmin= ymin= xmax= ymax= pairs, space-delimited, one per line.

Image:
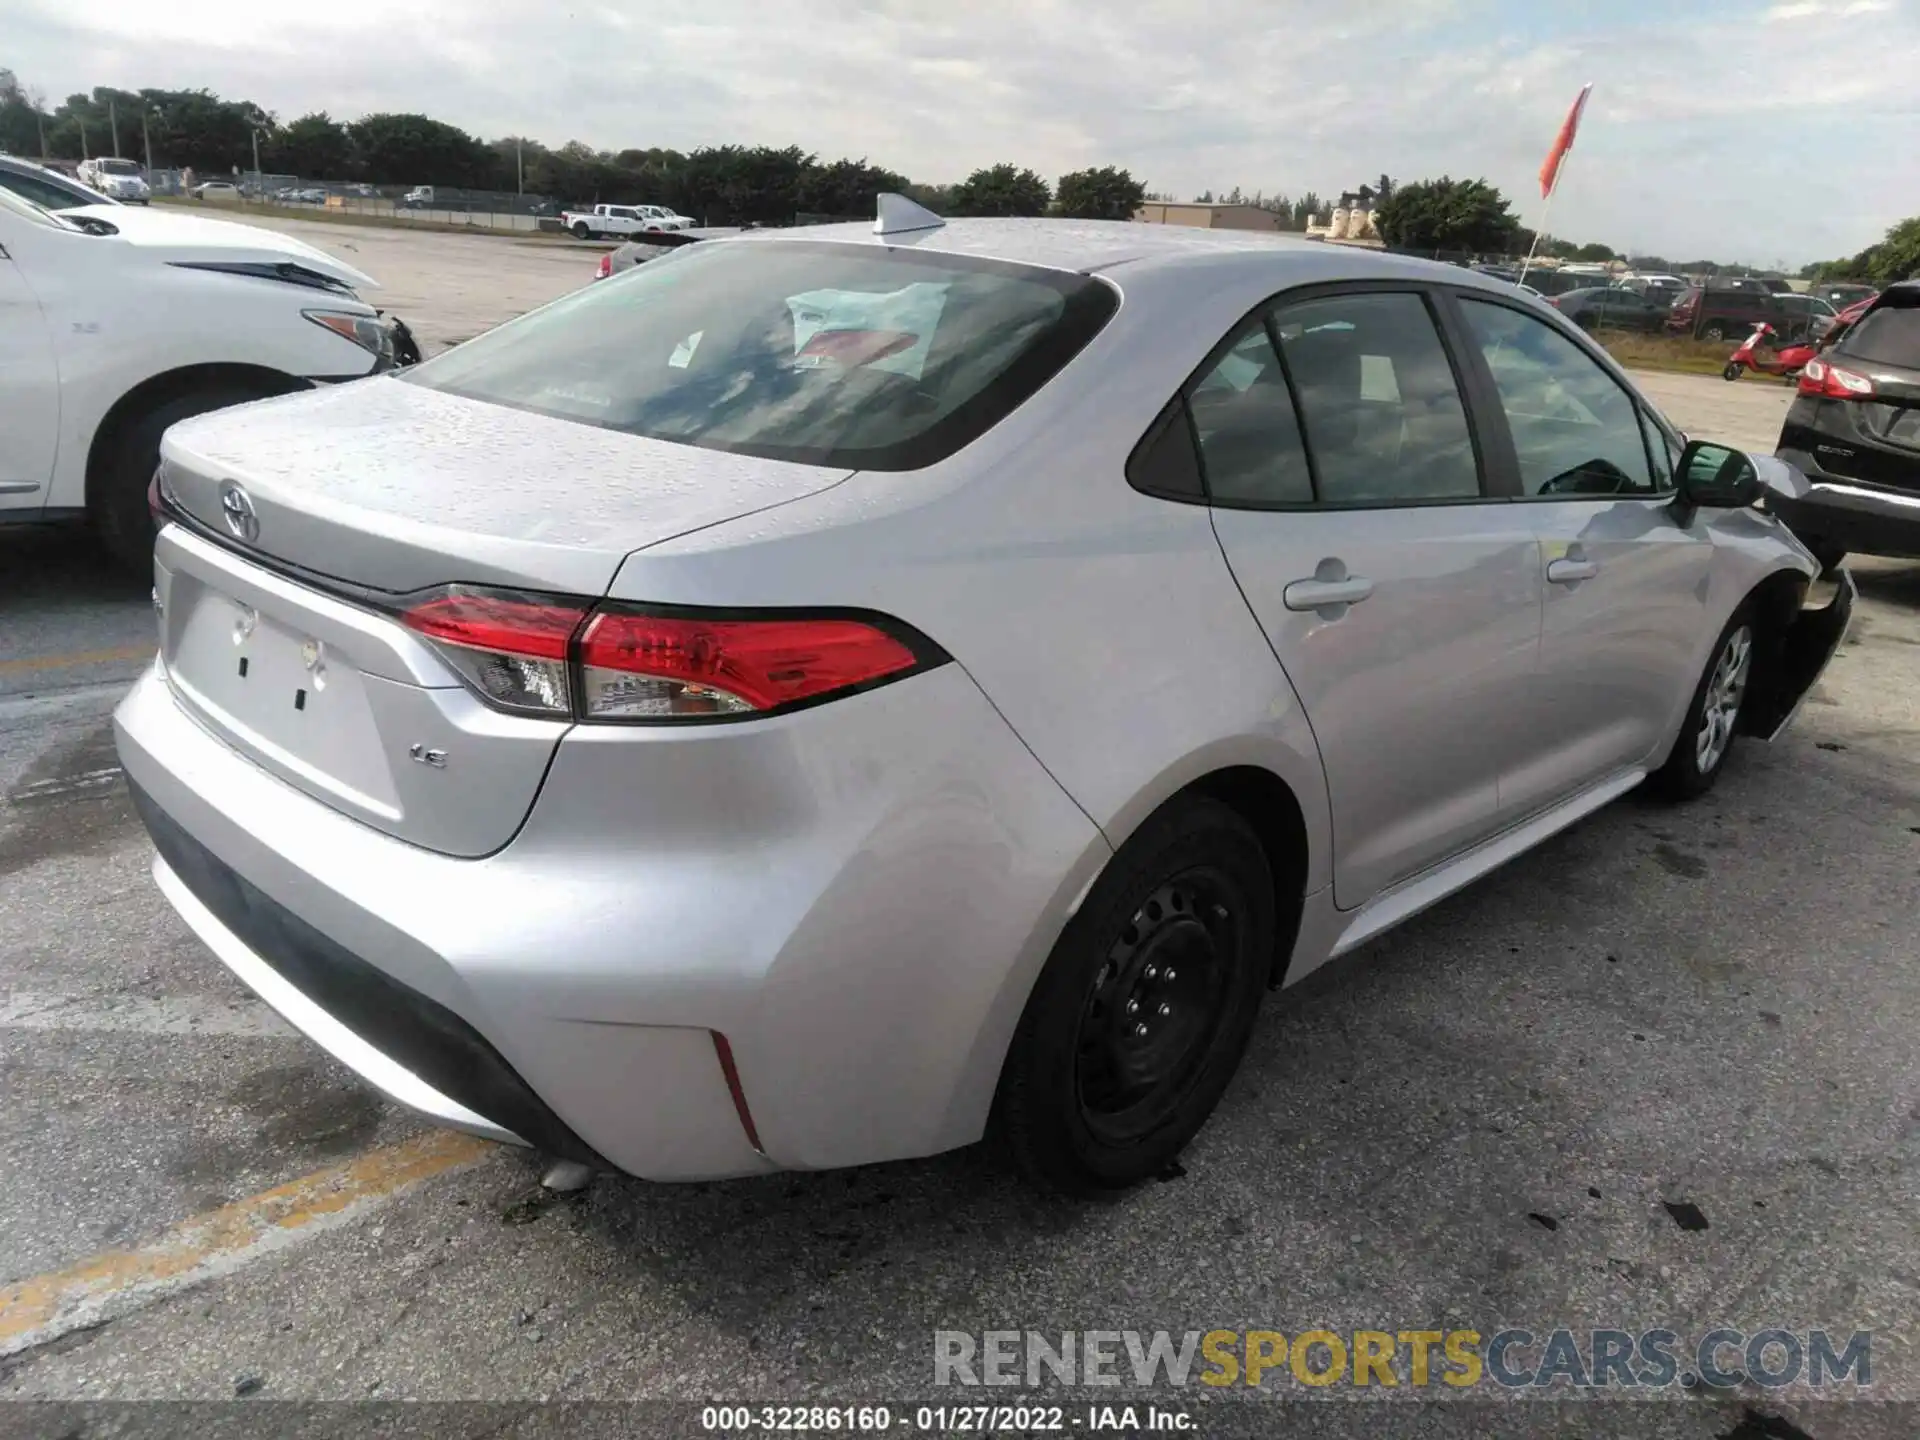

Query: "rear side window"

xmin=1838 ymin=303 xmax=1920 ymax=369
xmin=1271 ymin=292 xmax=1481 ymax=504
xmin=1185 ymin=323 xmax=1312 ymax=505
xmin=406 ymin=240 xmax=1117 ymax=470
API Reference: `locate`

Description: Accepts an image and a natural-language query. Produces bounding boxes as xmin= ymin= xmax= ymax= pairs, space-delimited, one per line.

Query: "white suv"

xmin=0 ymin=188 xmax=415 ymax=568
xmin=77 ymin=157 xmax=151 ymax=204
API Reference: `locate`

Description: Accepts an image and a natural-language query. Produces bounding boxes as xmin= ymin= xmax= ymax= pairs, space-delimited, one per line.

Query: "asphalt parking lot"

xmin=3 ymin=224 xmax=1918 ymax=1435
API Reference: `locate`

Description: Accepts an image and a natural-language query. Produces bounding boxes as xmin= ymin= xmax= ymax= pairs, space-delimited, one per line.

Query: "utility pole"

xmin=110 ymin=98 xmax=121 ymax=157
xmin=80 ymin=118 xmax=88 ymax=160
xmin=516 ymin=138 xmax=523 ymax=195
xmin=37 ymin=110 xmax=47 ymax=161
xmin=142 ymin=109 xmax=154 ymax=173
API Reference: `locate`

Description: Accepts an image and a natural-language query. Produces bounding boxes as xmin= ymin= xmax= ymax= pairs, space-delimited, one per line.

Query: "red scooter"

xmin=1723 ymin=321 xmax=1817 ymax=383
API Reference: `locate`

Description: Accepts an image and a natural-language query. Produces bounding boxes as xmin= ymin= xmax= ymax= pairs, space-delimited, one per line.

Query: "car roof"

xmin=727 ymin=215 xmax=1520 ymax=296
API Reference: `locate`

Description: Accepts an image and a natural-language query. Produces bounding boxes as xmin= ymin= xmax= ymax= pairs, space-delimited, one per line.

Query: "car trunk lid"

xmin=153 ymin=380 xmax=853 ymax=855
xmin=158 ymin=378 xmax=855 ymax=596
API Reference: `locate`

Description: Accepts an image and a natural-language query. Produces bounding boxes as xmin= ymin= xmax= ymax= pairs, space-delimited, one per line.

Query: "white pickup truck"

xmin=560 ymin=203 xmax=696 ymax=239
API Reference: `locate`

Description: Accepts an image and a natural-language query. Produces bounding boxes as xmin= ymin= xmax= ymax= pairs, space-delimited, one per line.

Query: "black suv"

xmin=1772 ymin=282 xmax=1920 ymax=569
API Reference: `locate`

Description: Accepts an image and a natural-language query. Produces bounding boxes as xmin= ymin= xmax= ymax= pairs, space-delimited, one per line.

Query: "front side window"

xmin=406 ymin=240 xmax=1117 ymax=469
xmin=1185 ymin=322 xmax=1312 ymax=505
xmin=1640 ymin=410 xmax=1679 ymax=492
xmin=1458 ymin=297 xmax=1658 ymax=497
xmin=0 ymin=184 xmax=81 ymax=228
xmin=1271 ymin=291 xmax=1481 ymax=504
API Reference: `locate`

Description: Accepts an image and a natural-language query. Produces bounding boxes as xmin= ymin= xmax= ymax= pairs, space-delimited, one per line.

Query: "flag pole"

xmin=1517 ymin=165 xmax=1563 ymax=289
xmin=1521 ymin=81 xmax=1590 ymax=289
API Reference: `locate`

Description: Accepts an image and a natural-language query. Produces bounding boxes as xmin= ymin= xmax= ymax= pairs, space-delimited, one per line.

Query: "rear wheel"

xmin=570 ymin=220 xmax=591 ymax=239
xmin=995 ymin=795 xmax=1275 ymax=1196
xmin=92 ymin=383 xmax=281 ymax=573
xmin=1649 ymin=608 xmax=1755 ymax=800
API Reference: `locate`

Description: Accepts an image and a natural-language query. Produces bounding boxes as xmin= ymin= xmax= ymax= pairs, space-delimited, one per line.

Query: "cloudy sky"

xmin=5 ymin=0 xmax=1917 ymax=262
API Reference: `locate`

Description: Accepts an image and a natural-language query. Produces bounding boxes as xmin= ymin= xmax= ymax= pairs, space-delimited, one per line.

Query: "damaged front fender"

xmin=1740 ymin=569 xmax=1857 ymax=741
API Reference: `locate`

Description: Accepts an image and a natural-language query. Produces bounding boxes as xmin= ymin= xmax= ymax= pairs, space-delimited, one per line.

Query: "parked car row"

xmin=562 ymin=202 xmax=697 ymax=239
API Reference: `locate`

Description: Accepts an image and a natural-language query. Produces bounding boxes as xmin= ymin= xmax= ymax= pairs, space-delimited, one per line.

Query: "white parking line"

xmin=0 ymin=1130 xmax=498 ymax=1357
xmin=9 ymin=768 xmax=124 ymax=804
xmin=0 ymin=991 xmax=294 ymax=1038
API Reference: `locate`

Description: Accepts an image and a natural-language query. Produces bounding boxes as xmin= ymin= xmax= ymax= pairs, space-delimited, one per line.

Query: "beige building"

xmin=1133 ymin=202 xmax=1280 ymax=232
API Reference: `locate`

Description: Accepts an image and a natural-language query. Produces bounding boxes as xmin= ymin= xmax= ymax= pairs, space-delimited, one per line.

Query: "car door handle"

xmin=1282 ymin=576 xmax=1375 ymax=612
xmin=1546 ymin=558 xmax=1599 ymax=585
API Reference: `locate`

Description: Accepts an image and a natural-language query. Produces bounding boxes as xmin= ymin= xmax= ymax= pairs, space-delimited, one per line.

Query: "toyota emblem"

xmin=218 ymin=482 xmax=259 ymax=543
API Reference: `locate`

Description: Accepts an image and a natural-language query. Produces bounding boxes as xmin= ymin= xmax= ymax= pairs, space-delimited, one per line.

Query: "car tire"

xmin=93 ymin=383 xmax=278 ymax=574
xmin=1701 ymin=322 xmax=1728 ymax=342
xmin=570 ymin=221 xmax=591 ymax=239
xmin=995 ymin=794 xmax=1275 ymax=1197
xmin=1648 ymin=606 xmax=1757 ymax=801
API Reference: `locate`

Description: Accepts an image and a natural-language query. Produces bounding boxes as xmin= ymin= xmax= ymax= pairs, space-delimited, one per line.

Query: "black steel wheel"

xmin=996 ymin=795 xmax=1277 ymax=1196
xmin=1074 ymin=873 xmax=1236 ymax=1144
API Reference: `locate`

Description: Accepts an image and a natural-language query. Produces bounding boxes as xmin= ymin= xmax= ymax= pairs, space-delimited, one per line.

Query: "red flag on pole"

xmin=1538 ymin=83 xmax=1593 ymax=199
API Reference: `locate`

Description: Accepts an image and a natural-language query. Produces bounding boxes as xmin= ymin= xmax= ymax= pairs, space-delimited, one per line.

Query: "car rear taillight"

xmin=595 ymin=252 xmax=612 ymax=280
xmin=578 ymin=608 xmax=924 ymax=718
xmin=401 ymin=588 xmax=588 ymax=717
xmin=399 ymin=586 xmax=943 ymax=723
xmin=1797 ymin=358 xmax=1875 ymax=400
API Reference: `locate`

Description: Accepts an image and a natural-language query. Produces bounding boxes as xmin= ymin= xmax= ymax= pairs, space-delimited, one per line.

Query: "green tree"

xmin=1291 ymin=192 xmax=1323 ymax=228
xmin=0 ymin=70 xmax=47 ymax=156
xmin=903 ymin=181 xmax=955 ymax=214
xmin=347 ymin=112 xmax=492 ymax=186
xmin=269 ymin=112 xmax=351 ymax=179
xmin=1861 ymin=216 xmax=1920 ymax=286
xmin=1572 ymin=241 xmax=1617 ymax=262
xmin=947 ymin=163 xmax=1051 ymax=217
xmin=1053 ymin=166 xmax=1146 ymax=220
xmin=1373 ymin=176 xmax=1521 ymax=254
xmin=799 ymin=157 xmax=910 ymax=220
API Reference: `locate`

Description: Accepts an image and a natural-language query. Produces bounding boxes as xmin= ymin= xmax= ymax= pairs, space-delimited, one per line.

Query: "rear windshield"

xmin=405 ymin=240 xmax=1118 ymax=469
xmin=1837 ymin=302 xmax=1920 ymax=370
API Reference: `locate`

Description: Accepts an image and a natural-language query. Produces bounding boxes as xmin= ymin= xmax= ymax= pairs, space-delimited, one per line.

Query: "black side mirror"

xmin=1676 ymin=440 xmax=1761 ymax=512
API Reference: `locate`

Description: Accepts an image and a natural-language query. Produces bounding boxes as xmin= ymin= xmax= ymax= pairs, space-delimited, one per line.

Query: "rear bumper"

xmin=1771 ymin=452 xmax=1920 ymax=559
xmin=134 ymin=781 xmax=601 ymax=1164
xmin=114 ymin=655 xmax=1106 ymax=1180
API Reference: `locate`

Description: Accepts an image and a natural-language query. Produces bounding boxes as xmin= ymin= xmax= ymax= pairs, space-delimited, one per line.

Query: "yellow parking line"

xmin=0 ymin=645 xmax=155 ymax=675
xmin=0 ymin=1129 xmax=496 ymax=1355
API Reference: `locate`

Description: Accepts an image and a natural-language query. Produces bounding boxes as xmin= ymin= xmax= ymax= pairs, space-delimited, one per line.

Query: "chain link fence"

xmin=147 ymin=169 xmax=564 ymax=232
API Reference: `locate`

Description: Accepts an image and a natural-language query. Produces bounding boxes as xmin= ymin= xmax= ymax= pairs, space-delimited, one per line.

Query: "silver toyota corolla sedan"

xmin=116 ymin=201 xmax=1854 ymax=1196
